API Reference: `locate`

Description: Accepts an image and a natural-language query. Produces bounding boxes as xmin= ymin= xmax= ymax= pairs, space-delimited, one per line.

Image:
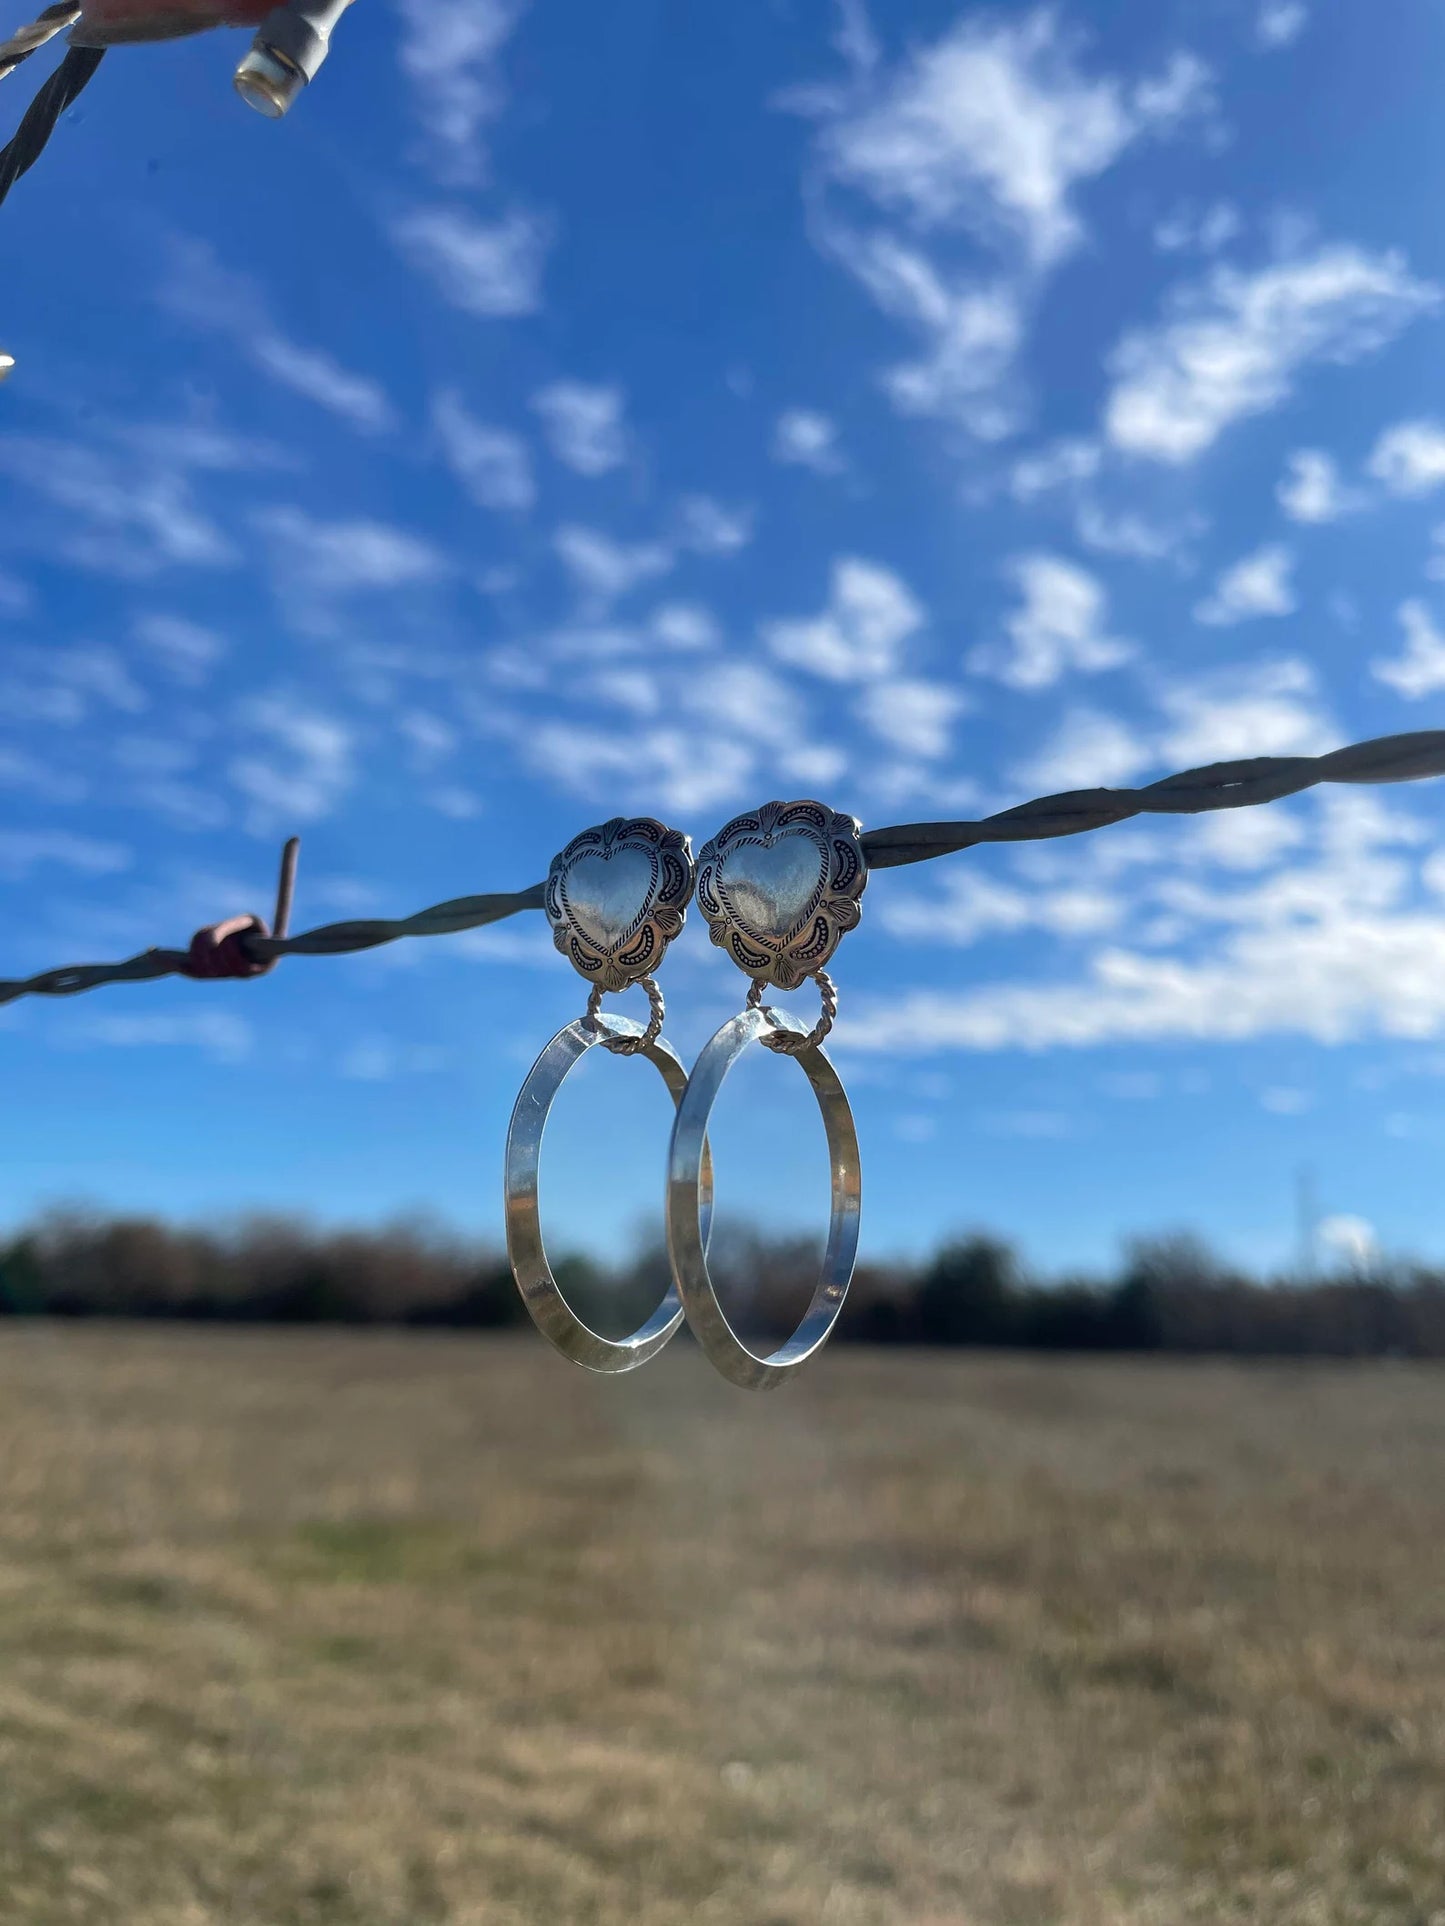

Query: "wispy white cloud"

xmin=113 ymin=419 xmax=293 ymax=476
xmin=853 ymin=792 xmax=1442 ymax=1055
xmin=1008 ymin=437 xmax=1100 ymax=500
xmin=0 ymin=747 xmax=87 ymax=805
xmin=1075 ymin=499 xmax=1200 ymax=564
xmin=229 ymin=696 xmax=355 ymax=831
xmin=1261 ymin=1085 xmax=1312 ymax=1115
xmin=250 ymin=507 xmax=449 ymax=629
xmin=1105 ymin=245 xmax=1438 ymax=462
xmin=520 ymin=718 xmax=753 ymax=816
xmin=1188 ymin=807 xmax=1307 ymax=872
xmin=1013 ymin=707 xmax=1153 ymax=792
xmin=813 ymin=11 xmax=1210 ymax=267
xmin=0 ymin=434 xmax=234 ymax=578
xmin=650 ymin=603 xmax=720 ymax=650
xmin=431 ymin=390 xmax=535 ymax=511
xmin=340 ymin=1034 xmax=450 ymax=1081
xmin=674 ymin=496 xmax=753 ymax=555
xmin=397 ymin=710 xmax=457 ymax=771
xmin=420 ymin=785 xmax=481 ymax=820
xmin=0 ymin=409 xmax=291 ymax=583
xmin=511 ymin=650 xmax=846 ymax=815
xmin=880 ymin=869 xmax=1123 ymax=949
xmin=1373 ymin=601 xmax=1445 ymax=699
xmin=821 ymin=230 xmax=1024 ymax=434
xmin=1194 ymin=543 xmax=1295 ymax=626
xmin=971 ymin=554 xmax=1130 ymax=690
xmin=111 ymin=750 xmax=230 ymax=832
xmin=773 ymin=408 xmax=846 ymax=474
xmin=392 ymin=206 xmax=550 ymax=316
xmin=531 ymin=381 xmax=627 ymax=475
xmin=1004 ymin=437 xmax=1199 ymax=562
xmin=1157 ymin=657 xmax=1332 ymax=766
xmin=553 ymin=525 xmax=673 ymax=604
xmin=1256 ymin=1 xmax=1308 ymax=49
xmin=131 ymin=613 xmax=228 ymax=686
xmin=159 ymin=238 xmax=394 ymax=434
xmin=0 ymin=646 xmax=148 ymax=726
xmin=791 ymin=11 xmax=1215 ymax=438
xmin=1276 ymin=449 xmax=1362 ymax=523
xmin=763 ymin=556 xmax=924 ymax=681
xmin=1366 ymin=419 xmax=1445 ymax=498
xmin=859 ymin=677 xmax=966 ymax=759
xmin=66 ymin=1012 xmax=253 ymax=1064
xmin=0 ymin=568 xmax=33 ymax=617
xmin=0 ymin=829 xmax=131 ymax=879
xmin=1154 ymin=200 xmax=1240 ymax=255
xmin=391 ymin=0 xmax=525 ymax=181
xmin=1132 ymin=51 xmax=1216 ymax=127
xmin=248 ymin=340 xmax=393 ymax=436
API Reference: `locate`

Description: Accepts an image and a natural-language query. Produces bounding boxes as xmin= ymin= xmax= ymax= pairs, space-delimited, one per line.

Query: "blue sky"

xmin=4 ymin=0 xmax=1445 ymax=1275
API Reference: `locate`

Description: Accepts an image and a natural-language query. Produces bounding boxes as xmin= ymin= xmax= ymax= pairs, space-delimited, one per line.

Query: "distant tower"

xmin=1295 ymin=1164 xmax=1319 ymax=1280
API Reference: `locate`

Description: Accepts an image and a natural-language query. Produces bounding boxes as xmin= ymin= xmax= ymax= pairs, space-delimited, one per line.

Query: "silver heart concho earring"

xmin=504 ymin=816 xmax=712 ymax=1372
xmin=666 ymin=799 xmax=867 ymax=1389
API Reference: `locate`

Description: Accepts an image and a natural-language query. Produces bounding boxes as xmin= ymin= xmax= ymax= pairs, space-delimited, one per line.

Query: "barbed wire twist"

xmin=0 ymin=40 xmax=103 ymax=210
xmin=2 ymin=729 xmax=1443 ymax=1011
xmin=0 ymin=1 xmax=78 ymax=80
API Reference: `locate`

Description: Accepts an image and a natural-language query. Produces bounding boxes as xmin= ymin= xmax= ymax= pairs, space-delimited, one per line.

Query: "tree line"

xmin=2 ymin=1207 xmax=1444 ymax=1356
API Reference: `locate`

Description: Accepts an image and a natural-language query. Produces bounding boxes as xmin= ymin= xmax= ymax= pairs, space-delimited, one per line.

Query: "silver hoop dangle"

xmin=505 ymin=816 xmax=708 ymax=1373
xmin=667 ymin=799 xmax=867 ymax=1390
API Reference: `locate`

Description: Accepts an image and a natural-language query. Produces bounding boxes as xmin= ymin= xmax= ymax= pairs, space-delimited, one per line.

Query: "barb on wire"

xmin=0 ymin=42 xmax=102 ymax=211
xmin=1 ymin=728 xmax=1443 ymax=1010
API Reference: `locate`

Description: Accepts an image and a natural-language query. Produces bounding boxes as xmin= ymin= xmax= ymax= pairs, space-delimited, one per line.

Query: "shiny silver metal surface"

xmin=667 ymin=1004 xmax=861 ymax=1390
xmin=695 ymin=799 xmax=867 ymax=991
xmin=545 ymin=817 xmax=694 ymax=994
xmin=505 ymin=1010 xmax=711 ymax=1373
xmin=233 ymin=41 xmax=298 ymax=114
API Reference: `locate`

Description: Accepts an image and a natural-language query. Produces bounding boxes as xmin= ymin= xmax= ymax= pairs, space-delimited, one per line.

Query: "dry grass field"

xmin=0 ymin=1327 xmax=1441 ymax=1925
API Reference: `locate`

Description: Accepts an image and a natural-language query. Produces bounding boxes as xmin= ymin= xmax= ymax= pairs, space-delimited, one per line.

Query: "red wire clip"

xmin=184 ymin=837 xmax=299 ymax=983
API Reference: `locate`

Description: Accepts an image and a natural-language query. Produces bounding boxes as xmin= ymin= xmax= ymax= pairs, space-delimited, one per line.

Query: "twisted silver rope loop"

xmin=748 ymin=970 xmax=837 ymax=1055
xmin=2 ymin=729 xmax=1444 ymax=1009
xmin=585 ymin=974 xmax=665 ymax=1056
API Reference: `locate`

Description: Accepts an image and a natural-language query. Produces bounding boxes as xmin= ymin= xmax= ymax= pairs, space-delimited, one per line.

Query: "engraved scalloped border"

xmin=695 ymin=799 xmax=867 ymax=991
xmin=544 ymin=816 xmax=695 ymax=993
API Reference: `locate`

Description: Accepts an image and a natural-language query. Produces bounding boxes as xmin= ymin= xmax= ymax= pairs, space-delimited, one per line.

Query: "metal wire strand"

xmin=0 ymin=1 xmax=79 ymax=80
xmin=748 ymin=971 xmax=837 ymax=1056
xmin=0 ymin=42 xmax=103 ymax=208
xmin=0 ymin=884 xmax=548 ymax=1008
xmin=858 ymin=729 xmax=1445 ymax=869
xmin=2 ymin=728 xmax=1445 ymax=1010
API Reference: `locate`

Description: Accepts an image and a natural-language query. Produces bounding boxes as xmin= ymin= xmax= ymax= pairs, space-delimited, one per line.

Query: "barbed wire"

xmin=860 ymin=729 xmax=1445 ymax=868
xmin=0 ymin=41 xmax=102 ymax=209
xmin=1 ymin=729 xmax=1443 ymax=1010
xmin=0 ymin=1 xmax=78 ymax=80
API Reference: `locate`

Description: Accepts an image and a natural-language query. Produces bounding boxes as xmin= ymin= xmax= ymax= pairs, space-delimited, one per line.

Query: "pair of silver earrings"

xmin=503 ymin=799 xmax=868 ymax=1390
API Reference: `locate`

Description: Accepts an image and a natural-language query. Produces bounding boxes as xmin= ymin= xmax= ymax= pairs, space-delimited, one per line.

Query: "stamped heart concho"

xmin=695 ymin=799 xmax=867 ymax=991
xmin=545 ymin=816 xmax=695 ymax=994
